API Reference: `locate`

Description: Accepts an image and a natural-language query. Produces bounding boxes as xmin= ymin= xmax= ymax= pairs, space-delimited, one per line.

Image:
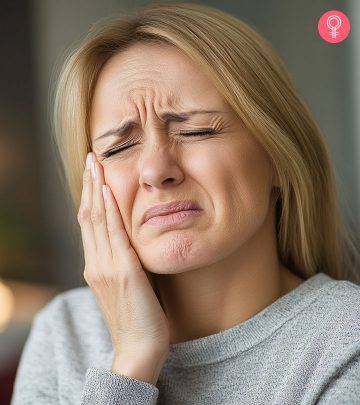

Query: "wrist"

xmin=111 ymin=352 xmax=167 ymax=385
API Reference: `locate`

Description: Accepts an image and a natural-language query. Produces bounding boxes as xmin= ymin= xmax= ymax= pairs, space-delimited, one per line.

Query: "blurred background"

xmin=0 ymin=0 xmax=359 ymax=402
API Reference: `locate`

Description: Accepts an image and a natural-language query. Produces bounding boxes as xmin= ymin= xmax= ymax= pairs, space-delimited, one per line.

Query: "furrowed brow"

xmin=94 ymin=110 xmax=221 ymax=142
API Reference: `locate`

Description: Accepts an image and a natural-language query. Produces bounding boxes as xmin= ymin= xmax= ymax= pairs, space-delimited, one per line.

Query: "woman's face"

xmin=90 ymin=42 xmax=277 ymax=274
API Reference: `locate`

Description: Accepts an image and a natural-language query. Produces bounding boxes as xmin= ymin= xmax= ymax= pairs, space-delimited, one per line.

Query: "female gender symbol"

xmin=318 ymin=10 xmax=350 ymax=43
xmin=327 ymin=15 xmax=341 ymax=38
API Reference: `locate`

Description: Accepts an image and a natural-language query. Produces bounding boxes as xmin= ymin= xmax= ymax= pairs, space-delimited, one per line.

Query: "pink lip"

xmin=143 ymin=200 xmax=201 ymax=224
xmin=144 ymin=209 xmax=203 ymax=226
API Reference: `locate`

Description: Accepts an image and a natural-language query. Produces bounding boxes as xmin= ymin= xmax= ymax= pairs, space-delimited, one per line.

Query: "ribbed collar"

xmin=163 ymin=272 xmax=336 ymax=368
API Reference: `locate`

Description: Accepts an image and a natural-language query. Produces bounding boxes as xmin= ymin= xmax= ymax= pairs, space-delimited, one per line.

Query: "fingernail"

xmin=86 ymin=152 xmax=93 ymax=170
xmin=91 ymin=161 xmax=97 ymax=180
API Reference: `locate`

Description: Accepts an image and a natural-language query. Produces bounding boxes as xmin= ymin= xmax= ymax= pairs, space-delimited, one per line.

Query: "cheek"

xmin=190 ymin=141 xmax=270 ymax=193
xmin=102 ymin=158 xmax=135 ymax=188
xmin=102 ymin=165 xmax=134 ymax=219
xmin=187 ymin=145 xmax=223 ymax=183
xmin=198 ymin=142 xmax=271 ymax=221
xmin=103 ymin=165 xmax=126 ymax=194
xmin=230 ymin=148 xmax=273 ymax=231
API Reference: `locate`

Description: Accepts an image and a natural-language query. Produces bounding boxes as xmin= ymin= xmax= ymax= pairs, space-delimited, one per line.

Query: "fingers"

xmin=90 ymin=155 xmax=113 ymax=262
xmin=102 ymin=182 xmax=139 ymax=270
xmin=77 ymin=154 xmax=96 ymax=265
xmin=78 ymin=152 xmax=141 ymax=276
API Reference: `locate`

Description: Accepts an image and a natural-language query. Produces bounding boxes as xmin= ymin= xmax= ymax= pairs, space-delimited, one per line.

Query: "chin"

xmin=139 ymin=239 xmax=218 ymax=275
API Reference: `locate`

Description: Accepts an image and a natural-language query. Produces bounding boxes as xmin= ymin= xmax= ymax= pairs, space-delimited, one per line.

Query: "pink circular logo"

xmin=318 ymin=10 xmax=350 ymax=43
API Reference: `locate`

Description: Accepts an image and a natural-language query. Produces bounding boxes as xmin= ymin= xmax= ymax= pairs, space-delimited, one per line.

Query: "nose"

xmin=138 ymin=125 xmax=185 ymax=190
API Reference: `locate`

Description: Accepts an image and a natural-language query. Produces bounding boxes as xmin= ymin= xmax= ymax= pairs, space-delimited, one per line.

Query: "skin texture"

xmin=90 ymin=42 xmax=305 ymax=344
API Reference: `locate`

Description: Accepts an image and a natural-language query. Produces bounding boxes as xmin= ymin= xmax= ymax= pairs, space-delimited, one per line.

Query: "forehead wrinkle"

xmin=101 ymin=54 xmax=186 ymax=114
xmin=120 ymin=80 xmax=182 ymax=123
xmin=114 ymin=75 xmax=175 ymax=113
xmin=128 ymin=93 xmax=181 ymax=130
xmin=115 ymin=63 xmax=168 ymax=91
xmin=118 ymin=76 xmax=173 ymax=101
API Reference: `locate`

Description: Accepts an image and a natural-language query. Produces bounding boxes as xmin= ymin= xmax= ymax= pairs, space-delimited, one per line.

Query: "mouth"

xmin=144 ymin=209 xmax=203 ymax=227
xmin=143 ymin=200 xmax=201 ymax=224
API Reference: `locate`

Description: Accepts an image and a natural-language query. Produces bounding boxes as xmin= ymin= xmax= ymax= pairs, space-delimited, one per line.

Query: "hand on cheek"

xmin=76 ymin=152 xmax=170 ymax=383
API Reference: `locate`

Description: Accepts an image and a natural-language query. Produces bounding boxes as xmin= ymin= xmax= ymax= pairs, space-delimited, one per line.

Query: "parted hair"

xmin=51 ymin=1 xmax=360 ymax=284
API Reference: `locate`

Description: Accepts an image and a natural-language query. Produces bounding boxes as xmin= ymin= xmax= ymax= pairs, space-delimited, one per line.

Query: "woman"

xmin=12 ymin=2 xmax=360 ymax=404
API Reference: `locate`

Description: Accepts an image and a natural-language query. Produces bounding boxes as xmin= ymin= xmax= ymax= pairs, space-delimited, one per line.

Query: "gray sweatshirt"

xmin=11 ymin=272 xmax=360 ymax=404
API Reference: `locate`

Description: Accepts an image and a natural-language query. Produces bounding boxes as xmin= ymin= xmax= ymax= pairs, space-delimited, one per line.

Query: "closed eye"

xmin=100 ymin=129 xmax=216 ymax=159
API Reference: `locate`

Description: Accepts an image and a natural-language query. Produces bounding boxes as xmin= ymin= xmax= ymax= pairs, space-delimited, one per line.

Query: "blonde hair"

xmin=52 ymin=1 xmax=360 ymax=284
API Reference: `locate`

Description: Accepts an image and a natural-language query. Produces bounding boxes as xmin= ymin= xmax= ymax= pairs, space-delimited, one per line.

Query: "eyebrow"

xmin=94 ymin=110 xmax=221 ymax=142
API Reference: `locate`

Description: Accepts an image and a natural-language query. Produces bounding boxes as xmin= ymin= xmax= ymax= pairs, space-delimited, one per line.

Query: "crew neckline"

xmin=163 ymin=272 xmax=336 ymax=368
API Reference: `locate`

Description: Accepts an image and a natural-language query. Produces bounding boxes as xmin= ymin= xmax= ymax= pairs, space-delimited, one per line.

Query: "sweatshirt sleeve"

xmin=11 ymin=294 xmax=160 ymax=405
xmin=11 ymin=308 xmax=58 ymax=404
xmin=316 ymin=345 xmax=360 ymax=405
xmin=80 ymin=368 xmax=159 ymax=404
